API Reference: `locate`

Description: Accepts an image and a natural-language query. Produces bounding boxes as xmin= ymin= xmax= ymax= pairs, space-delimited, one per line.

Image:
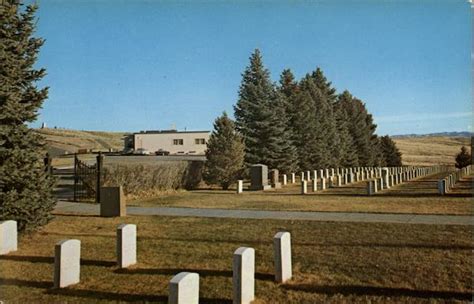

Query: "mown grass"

xmin=131 ymin=174 xmax=473 ymax=215
xmin=1 ymin=215 xmax=472 ymax=303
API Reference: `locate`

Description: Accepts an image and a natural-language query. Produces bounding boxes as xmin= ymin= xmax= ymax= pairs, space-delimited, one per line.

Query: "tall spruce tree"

xmin=340 ymin=94 xmax=380 ymax=167
xmin=310 ymin=68 xmax=339 ymax=167
xmin=276 ymin=69 xmax=299 ymax=173
xmin=234 ymin=49 xmax=295 ymax=171
xmin=0 ymin=1 xmax=56 ymax=231
xmin=334 ymin=91 xmax=359 ymax=167
xmin=295 ymin=75 xmax=329 ymax=169
xmin=203 ymin=113 xmax=245 ymax=189
xmin=380 ymin=135 xmax=402 ymax=166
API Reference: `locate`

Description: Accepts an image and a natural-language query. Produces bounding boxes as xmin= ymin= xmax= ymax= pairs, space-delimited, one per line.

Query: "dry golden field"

xmin=35 ymin=128 xmax=126 ymax=154
xmin=393 ymin=136 xmax=471 ymax=166
xmin=37 ymin=128 xmax=470 ymax=166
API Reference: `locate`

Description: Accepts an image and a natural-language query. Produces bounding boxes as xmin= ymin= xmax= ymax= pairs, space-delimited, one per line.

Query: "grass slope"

xmin=393 ymin=136 xmax=470 ymax=166
xmin=35 ymin=128 xmax=126 ymax=155
xmin=36 ymin=128 xmax=470 ymax=166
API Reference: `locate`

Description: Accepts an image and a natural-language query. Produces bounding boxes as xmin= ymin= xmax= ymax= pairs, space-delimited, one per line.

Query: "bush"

xmin=102 ymin=161 xmax=203 ymax=199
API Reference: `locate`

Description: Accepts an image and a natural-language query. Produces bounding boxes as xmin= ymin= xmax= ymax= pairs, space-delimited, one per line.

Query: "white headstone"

xmin=273 ymin=232 xmax=292 ymax=283
xmin=0 ymin=220 xmax=17 ymax=255
xmin=237 ymin=180 xmax=243 ymax=194
xmin=117 ymin=224 xmax=137 ymax=268
xmin=320 ymin=178 xmax=326 ymax=190
xmin=301 ymin=180 xmax=307 ymax=194
xmin=169 ymin=272 xmax=199 ymax=304
xmin=282 ymin=174 xmax=287 ymax=186
xmin=54 ymin=239 xmax=81 ymax=288
xmin=291 ymin=173 xmax=296 ymax=184
xmin=312 ymin=179 xmax=317 ymax=192
xmin=233 ymin=247 xmax=255 ymax=304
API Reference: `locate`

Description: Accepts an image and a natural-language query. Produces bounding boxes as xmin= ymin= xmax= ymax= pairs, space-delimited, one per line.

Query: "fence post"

xmin=96 ymin=152 xmax=103 ymax=204
xmin=73 ymin=153 xmax=78 ymax=202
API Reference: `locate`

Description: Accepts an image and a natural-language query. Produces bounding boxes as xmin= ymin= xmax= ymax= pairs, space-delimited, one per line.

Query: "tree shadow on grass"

xmin=282 ymin=284 xmax=472 ymax=301
xmin=0 ymin=278 xmax=53 ymax=289
xmin=115 ymin=267 xmax=274 ymax=281
xmin=47 ymin=288 xmax=231 ymax=303
xmin=0 ymin=255 xmax=116 ymax=267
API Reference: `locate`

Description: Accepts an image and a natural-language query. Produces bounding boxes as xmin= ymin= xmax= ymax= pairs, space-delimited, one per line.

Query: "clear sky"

xmin=31 ymin=0 xmax=472 ymax=135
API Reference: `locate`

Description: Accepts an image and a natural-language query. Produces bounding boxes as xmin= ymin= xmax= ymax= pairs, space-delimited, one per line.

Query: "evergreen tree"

xmin=455 ymin=146 xmax=471 ymax=169
xmin=334 ymin=91 xmax=359 ymax=167
xmin=295 ymin=75 xmax=329 ymax=169
xmin=276 ymin=69 xmax=299 ymax=173
xmin=234 ymin=49 xmax=295 ymax=172
xmin=0 ymin=1 xmax=56 ymax=231
xmin=340 ymin=94 xmax=380 ymax=166
xmin=380 ymin=135 xmax=402 ymax=166
xmin=203 ymin=113 xmax=245 ymax=190
xmin=310 ymin=68 xmax=339 ymax=167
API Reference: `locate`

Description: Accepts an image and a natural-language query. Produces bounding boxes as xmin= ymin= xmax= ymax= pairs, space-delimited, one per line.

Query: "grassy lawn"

xmin=130 ymin=174 xmax=473 ymax=215
xmin=1 ymin=215 xmax=472 ymax=303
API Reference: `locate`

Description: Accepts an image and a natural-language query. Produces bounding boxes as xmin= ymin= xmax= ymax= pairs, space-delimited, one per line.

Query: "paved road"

xmin=54 ymin=201 xmax=473 ymax=226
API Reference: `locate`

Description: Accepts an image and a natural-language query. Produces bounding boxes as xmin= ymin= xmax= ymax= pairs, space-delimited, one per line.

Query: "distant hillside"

xmin=35 ymin=128 xmax=126 ymax=156
xmin=36 ymin=128 xmax=471 ymax=166
xmin=393 ymin=136 xmax=471 ymax=167
xmin=392 ymin=131 xmax=472 ymax=138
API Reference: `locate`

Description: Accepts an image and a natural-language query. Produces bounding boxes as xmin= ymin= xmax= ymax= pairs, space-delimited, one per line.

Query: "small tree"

xmin=204 ymin=113 xmax=245 ymax=190
xmin=380 ymin=135 xmax=402 ymax=167
xmin=455 ymin=146 xmax=471 ymax=169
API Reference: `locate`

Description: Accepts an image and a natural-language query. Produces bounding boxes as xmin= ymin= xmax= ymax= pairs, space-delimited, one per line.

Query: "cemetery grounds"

xmin=1 ymin=169 xmax=472 ymax=303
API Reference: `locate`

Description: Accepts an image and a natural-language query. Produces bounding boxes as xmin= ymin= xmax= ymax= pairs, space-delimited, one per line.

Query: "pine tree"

xmin=340 ymin=94 xmax=380 ymax=167
xmin=234 ymin=49 xmax=295 ymax=172
xmin=380 ymin=135 xmax=402 ymax=166
xmin=203 ymin=113 xmax=245 ymax=189
xmin=455 ymin=146 xmax=471 ymax=169
xmin=276 ymin=69 xmax=299 ymax=173
xmin=310 ymin=68 xmax=339 ymax=167
xmin=295 ymin=75 xmax=328 ymax=169
xmin=334 ymin=91 xmax=358 ymax=167
xmin=0 ymin=1 xmax=56 ymax=231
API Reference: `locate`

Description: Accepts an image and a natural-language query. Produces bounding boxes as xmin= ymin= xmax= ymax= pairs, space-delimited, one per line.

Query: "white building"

xmin=125 ymin=130 xmax=210 ymax=155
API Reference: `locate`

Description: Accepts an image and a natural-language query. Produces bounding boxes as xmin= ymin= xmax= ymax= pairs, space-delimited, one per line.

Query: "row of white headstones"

xmin=0 ymin=220 xmax=292 ymax=304
xmin=438 ymin=165 xmax=472 ymax=195
xmin=236 ymin=166 xmax=445 ymax=195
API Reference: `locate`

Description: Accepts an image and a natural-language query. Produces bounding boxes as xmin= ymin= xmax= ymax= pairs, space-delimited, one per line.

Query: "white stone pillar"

xmin=0 ymin=220 xmax=17 ymax=255
xmin=233 ymin=247 xmax=255 ymax=304
xmin=320 ymin=178 xmax=326 ymax=190
xmin=291 ymin=173 xmax=296 ymax=184
xmin=54 ymin=239 xmax=81 ymax=288
xmin=117 ymin=224 xmax=137 ymax=268
xmin=169 ymin=272 xmax=199 ymax=304
xmin=282 ymin=175 xmax=287 ymax=186
xmin=237 ymin=180 xmax=243 ymax=194
xmin=301 ymin=180 xmax=307 ymax=195
xmin=312 ymin=179 xmax=317 ymax=192
xmin=273 ymin=232 xmax=292 ymax=283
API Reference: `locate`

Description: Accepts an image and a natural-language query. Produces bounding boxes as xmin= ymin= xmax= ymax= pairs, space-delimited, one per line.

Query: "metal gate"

xmin=73 ymin=152 xmax=103 ymax=203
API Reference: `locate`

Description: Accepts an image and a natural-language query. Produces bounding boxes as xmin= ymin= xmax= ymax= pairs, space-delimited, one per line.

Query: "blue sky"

xmin=32 ymin=0 xmax=472 ymax=135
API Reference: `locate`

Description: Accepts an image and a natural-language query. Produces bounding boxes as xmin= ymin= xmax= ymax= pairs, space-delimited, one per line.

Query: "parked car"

xmin=122 ymin=148 xmax=134 ymax=155
xmin=134 ymin=148 xmax=151 ymax=155
xmin=155 ymin=149 xmax=170 ymax=156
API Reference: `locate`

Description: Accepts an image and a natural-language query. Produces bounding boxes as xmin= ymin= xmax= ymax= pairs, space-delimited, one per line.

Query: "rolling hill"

xmin=36 ymin=128 xmax=471 ymax=166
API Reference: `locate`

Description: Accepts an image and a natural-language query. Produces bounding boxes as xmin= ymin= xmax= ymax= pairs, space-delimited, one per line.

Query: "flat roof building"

xmin=125 ymin=129 xmax=210 ymax=155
